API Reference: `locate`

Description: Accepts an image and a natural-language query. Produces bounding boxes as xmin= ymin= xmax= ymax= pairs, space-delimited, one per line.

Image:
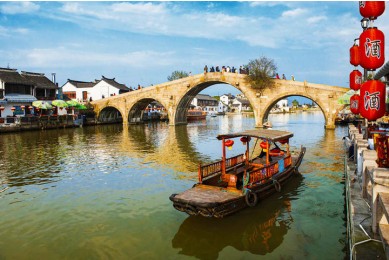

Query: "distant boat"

xmin=187 ymin=109 xmax=206 ymax=121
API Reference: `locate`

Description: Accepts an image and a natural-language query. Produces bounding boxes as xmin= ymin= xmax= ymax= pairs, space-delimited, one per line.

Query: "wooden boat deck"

xmin=174 ymin=184 xmax=242 ymax=206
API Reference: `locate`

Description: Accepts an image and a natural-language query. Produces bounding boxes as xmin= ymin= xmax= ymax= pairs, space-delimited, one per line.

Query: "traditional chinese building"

xmin=0 ymin=68 xmax=57 ymax=117
xmin=61 ymin=76 xmax=130 ymax=102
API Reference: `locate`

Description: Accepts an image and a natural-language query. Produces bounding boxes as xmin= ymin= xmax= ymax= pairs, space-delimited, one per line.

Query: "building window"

xmin=64 ymin=91 xmax=76 ymax=99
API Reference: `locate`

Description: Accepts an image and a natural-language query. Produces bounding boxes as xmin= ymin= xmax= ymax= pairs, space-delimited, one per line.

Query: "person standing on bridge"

xmin=291 ymin=75 xmax=295 ymax=81
xmin=276 ymin=73 xmax=280 ymax=79
xmin=282 ymin=74 xmax=286 ymax=80
xmin=204 ymin=65 xmax=208 ymax=74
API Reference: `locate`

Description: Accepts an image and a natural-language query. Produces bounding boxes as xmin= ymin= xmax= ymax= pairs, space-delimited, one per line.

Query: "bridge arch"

xmin=174 ymin=79 xmax=250 ymax=125
xmin=127 ymin=97 xmax=169 ymax=124
xmin=98 ymin=106 xmax=123 ymax=124
xmin=261 ymin=92 xmax=329 ymax=127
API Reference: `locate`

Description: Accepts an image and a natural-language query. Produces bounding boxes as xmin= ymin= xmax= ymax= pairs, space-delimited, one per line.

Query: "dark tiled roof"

xmin=196 ymin=94 xmax=217 ymax=101
xmin=66 ymin=79 xmax=96 ymax=88
xmin=0 ymin=68 xmax=32 ymax=85
xmin=236 ymin=98 xmax=250 ymax=105
xmin=21 ymin=71 xmax=57 ymax=89
xmin=100 ymin=76 xmax=129 ymax=91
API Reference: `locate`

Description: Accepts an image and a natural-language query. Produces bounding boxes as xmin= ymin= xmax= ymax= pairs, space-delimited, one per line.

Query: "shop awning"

xmin=4 ymin=94 xmax=37 ymax=103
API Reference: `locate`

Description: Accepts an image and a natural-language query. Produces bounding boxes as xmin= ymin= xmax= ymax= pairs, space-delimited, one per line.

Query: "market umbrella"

xmin=52 ymin=99 xmax=68 ymax=108
xmin=337 ymin=90 xmax=359 ymax=105
xmin=66 ymin=100 xmax=80 ymax=107
xmin=32 ymin=101 xmax=53 ymax=109
xmin=75 ymin=103 xmax=87 ymax=110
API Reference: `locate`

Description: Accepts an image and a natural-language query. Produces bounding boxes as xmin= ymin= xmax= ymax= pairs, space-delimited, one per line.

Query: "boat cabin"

xmin=198 ymin=129 xmax=294 ymax=191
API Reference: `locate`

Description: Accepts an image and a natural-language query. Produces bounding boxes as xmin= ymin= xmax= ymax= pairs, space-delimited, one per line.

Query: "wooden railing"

xmin=198 ymin=154 xmax=244 ymax=182
xmin=249 ymin=155 xmax=292 ymax=184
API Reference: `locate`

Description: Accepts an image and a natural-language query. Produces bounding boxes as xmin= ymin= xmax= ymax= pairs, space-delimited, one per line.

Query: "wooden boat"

xmin=169 ymin=129 xmax=306 ymax=218
xmin=187 ymin=109 xmax=207 ymax=121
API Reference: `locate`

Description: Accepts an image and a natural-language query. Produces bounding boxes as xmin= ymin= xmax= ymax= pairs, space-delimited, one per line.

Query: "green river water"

xmin=0 ymin=112 xmax=347 ymax=259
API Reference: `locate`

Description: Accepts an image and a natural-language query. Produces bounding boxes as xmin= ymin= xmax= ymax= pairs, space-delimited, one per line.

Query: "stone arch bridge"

xmin=91 ymin=72 xmax=348 ymax=129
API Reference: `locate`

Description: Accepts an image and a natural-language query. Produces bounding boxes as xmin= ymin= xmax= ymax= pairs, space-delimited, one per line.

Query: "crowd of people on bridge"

xmin=203 ymin=65 xmax=250 ymax=74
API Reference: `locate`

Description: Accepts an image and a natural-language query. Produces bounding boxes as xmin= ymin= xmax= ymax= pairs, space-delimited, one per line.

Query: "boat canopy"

xmin=217 ymin=129 xmax=293 ymax=142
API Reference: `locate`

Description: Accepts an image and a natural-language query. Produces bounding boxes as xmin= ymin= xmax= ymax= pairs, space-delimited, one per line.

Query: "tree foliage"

xmin=167 ymin=70 xmax=189 ymax=81
xmin=245 ymin=56 xmax=277 ymax=96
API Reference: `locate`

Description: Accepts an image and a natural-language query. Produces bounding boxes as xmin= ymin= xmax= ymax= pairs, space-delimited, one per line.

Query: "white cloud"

xmin=0 ymin=2 xmax=39 ymax=14
xmin=52 ymin=2 xmax=347 ymax=50
xmin=6 ymin=47 xmax=176 ymax=69
xmin=307 ymin=16 xmax=327 ymax=24
xmin=0 ymin=25 xmax=29 ymax=37
xmin=281 ymin=8 xmax=307 ymax=18
xmin=110 ymin=2 xmax=167 ymax=15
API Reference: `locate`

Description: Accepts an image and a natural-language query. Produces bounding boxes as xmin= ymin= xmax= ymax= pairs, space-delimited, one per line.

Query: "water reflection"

xmin=172 ymin=175 xmax=304 ymax=259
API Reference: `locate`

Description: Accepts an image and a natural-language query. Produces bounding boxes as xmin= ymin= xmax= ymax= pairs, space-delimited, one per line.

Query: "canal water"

xmin=0 ymin=111 xmax=347 ymax=259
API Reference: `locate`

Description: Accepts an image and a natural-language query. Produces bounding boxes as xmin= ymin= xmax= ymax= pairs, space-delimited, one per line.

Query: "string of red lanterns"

xmin=349 ymin=1 xmax=386 ymax=121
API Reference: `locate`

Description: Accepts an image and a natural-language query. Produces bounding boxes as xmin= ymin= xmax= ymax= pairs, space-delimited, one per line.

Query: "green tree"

xmin=167 ymin=70 xmax=189 ymax=81
xmin=292 ymin=99 xmax=299 ymax=107
xmin=245 ymin=56 xmax=277 ymax=96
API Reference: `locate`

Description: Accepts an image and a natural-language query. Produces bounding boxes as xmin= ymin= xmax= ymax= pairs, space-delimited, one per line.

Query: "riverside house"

xmin=0 ymin=67 xmax=57 ymax=119
xmin=61 ymin=76 xmax=131 ymax=102
xmin=190 ymin=94 xmax=218 ymax=114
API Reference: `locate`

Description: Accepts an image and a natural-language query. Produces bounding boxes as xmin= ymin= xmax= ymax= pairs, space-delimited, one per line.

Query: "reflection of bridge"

xmin=91 ymin=72 xmax=347 ymax=129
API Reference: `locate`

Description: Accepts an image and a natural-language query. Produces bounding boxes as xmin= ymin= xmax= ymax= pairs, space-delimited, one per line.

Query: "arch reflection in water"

xmin=121 ymin=123 xmax=207 ymax=174
xmin=172 ymin=175 xmax=304 ymax=259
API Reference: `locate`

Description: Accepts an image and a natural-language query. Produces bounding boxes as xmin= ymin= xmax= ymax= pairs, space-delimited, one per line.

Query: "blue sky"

xmin=1 ymin=1 xmax=388 ymax=97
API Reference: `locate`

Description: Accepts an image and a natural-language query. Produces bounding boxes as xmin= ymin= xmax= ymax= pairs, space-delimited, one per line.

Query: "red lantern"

xmin=21 ymin=105 xmax=25 ymax=110
xmin=224 ymin=139 xmax=234 ymax=150
xmin=360 ymin=1 xmax=385 ymax=20
xmin=350 ymin=70 xmax=363 ymax=90
xmin=359 ymin=27 xmax=385 ymax=70
xmin=240 ymin=136 xmax=251 ymax=144
xmin=350 ymin=44 xmax=360 ymax=66
xmin=260 ymin=141 xmax=268 ymax=149
xmin=28 ymin=106 xmax=33 ymax=110
xmin=11 ymin=107 xmax=16 ymax=111
xmin=350 ymin=94 xmax=360 ymax=114
xmin=0 ymin=107 xmax=4 ymax=111
xmin=359 ymin=80 xmax=386 ymax=120
xmin=279 ymin=138 xmax=289 ymax=144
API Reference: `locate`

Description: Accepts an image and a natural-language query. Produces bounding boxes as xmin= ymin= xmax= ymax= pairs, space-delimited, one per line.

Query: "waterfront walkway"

xmin=346 ymin=124 xmax=389 ymax=259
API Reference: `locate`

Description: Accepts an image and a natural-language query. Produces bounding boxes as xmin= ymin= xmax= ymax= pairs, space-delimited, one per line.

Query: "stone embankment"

xmin=0 ymin=115 xmax=95 ymax=133
xmin=346 ymin=124 xmax=389 ymax=259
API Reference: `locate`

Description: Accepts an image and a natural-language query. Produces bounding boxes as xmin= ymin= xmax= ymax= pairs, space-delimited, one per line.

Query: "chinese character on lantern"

xmin=363 ymin=91 xmax=381 ymax=111
xmin=350 ymin=94 xmax=360 ymax=114
xmin=365 ymin=38 xmax=382 ymax=59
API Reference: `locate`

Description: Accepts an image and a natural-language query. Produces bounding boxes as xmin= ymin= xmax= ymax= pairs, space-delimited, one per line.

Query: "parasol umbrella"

xmin=75 ymin=103 xmax=87 ymax=110
xmin=52 ymin=99 xmax=68 ymax=108
xmin=66 ymin=100 xmax=80 ymax=107
xmin=337 ymin=90 xmax=359 ymax=105
xmin=32 ymin=101 xmax=53 ymax=109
